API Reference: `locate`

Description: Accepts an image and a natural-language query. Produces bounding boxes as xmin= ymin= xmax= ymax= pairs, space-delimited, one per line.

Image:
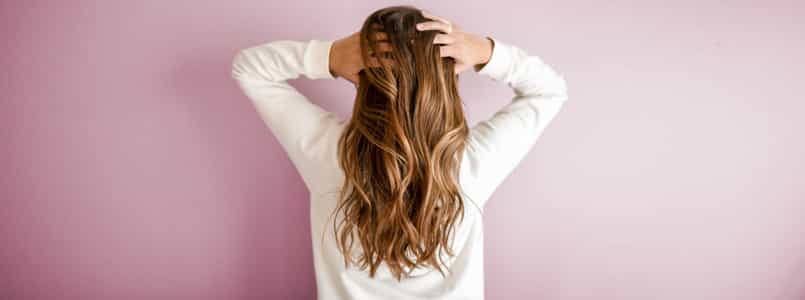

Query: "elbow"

xmin=554 ymin=75 xmax=569 ymax=102
xmin=230 ymin=49 xmax=250 ymax=80
xmin=539 ymin=68 xmax=569 ymax=103
xmin=526 ymin=73 xmax=569 ymax=103
xmin=543 ymin=60 xmax=569 ymax=102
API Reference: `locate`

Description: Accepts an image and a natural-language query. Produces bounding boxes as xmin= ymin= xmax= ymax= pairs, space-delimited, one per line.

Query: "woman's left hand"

xmin=329 ymin=31 xmax=392 ymax=85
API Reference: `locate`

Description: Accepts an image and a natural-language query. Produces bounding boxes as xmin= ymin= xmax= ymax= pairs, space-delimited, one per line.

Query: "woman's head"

xmin=356 ymin=5 xmax=458 ymax=92
xmin=333 ymin=5 xmax=471 ymax=281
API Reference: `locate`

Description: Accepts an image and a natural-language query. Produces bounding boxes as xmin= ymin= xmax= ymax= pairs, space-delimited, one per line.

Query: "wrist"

xmin=328 ymin=40 xmax=340 ymax=77
xmin=474 ymin=36 xmax=494 ymax=72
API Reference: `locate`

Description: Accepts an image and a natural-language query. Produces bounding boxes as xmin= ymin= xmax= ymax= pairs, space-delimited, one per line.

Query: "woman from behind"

xmin=231 ymin=5 xmax=568 ymax=299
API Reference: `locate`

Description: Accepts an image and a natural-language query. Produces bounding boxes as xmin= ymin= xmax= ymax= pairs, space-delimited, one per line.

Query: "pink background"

xmin=2 ymin=1 xmax=804 ymax=299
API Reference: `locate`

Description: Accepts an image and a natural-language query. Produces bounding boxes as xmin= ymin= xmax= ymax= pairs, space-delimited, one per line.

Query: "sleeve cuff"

xmin=476 ymin=36 xmax=511 ymax=80
xmin=304 ymin=39 xmax=336 ymax=80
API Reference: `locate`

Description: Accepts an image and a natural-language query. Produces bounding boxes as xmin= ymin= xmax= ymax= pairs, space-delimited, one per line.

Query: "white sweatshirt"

xmin=231 ymin=36 xmax=568 ymax=300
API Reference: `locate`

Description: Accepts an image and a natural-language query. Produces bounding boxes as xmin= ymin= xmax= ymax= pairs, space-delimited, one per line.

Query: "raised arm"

xmin=231 ymin=39 xmax=343 ymax=190
xmin=465 ymin=36 xmax=569 ymax=208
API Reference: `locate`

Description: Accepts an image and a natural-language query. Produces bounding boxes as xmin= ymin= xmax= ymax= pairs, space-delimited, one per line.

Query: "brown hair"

xmin=332 ymin=5 xmax=473 ymax=281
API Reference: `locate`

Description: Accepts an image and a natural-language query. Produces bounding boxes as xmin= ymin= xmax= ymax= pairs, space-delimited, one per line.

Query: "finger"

xmin=416 ymin=21 xmax=451 ymax=33
xmin=432 ymin=33 xmax=454 ymax=45
xmin=365 ymin=56 xmax=397 ymax=68
xmin=370 ymin=41 xmax=393 ymax=53
xmin=420 ymin=10 xmax=451 ymax=26
xmin=372 ymin=31 xmax=389 ymax=41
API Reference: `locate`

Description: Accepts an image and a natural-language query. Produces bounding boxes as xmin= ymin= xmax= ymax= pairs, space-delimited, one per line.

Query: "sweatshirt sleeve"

xmin=231 ymin=39 xmax=343 ymax=191
xmin=462 ymin=37 xmax=569 ymax=209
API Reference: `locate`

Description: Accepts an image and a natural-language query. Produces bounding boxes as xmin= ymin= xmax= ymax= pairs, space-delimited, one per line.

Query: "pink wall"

xmin=2 ymin=1 xmax=804 ymax=299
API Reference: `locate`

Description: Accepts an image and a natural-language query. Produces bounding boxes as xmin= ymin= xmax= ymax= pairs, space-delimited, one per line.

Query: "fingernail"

xmin=416 ymin=24 xmax=424 ymax=30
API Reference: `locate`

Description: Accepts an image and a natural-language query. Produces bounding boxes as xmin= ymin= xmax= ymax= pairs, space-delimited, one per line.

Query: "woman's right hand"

xmin=415 ymin=10 xmax=494 ymax=74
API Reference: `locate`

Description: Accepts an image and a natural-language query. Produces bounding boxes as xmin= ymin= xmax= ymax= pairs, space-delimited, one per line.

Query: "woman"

xmin=231 ymin=5 xmax=568 ymax=299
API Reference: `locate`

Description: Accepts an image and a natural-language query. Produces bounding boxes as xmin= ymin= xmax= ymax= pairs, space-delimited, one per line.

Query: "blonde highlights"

xmin=333 ymin=5 xmax=471 ymax=281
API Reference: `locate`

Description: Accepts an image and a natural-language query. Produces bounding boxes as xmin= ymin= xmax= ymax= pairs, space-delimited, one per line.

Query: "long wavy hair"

xmin=332 ymin=6 xmax=472 ymax=281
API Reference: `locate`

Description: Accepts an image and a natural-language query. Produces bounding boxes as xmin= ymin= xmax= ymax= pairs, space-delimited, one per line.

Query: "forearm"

xmin=476 ymin=37 xmax=568 ymax=101
xmin=231 ymin=39 xmax=335 ymax=82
